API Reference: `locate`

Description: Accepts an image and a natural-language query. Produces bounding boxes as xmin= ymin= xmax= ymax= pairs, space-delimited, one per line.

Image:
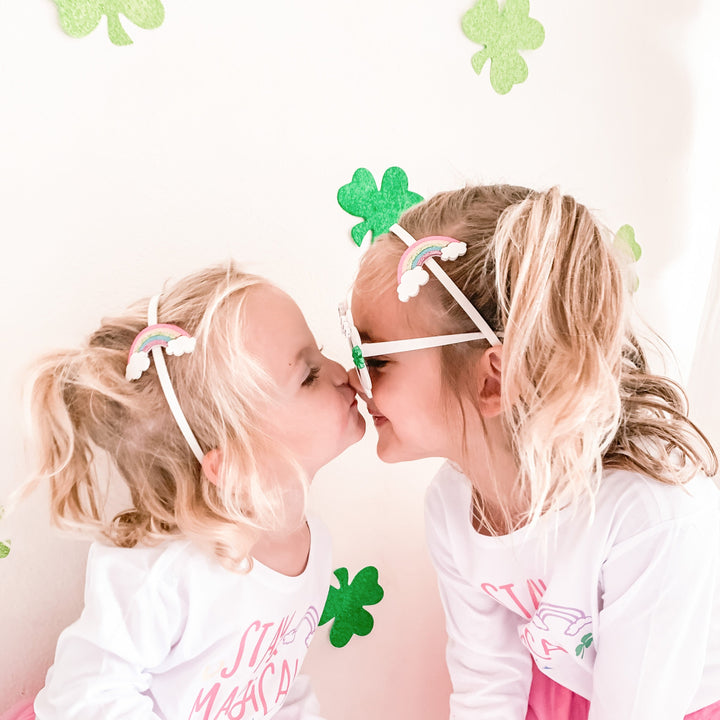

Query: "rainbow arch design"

xmin=127 ymin=323 xmax=192 ymax=360
xmin=396 ymin=235 xmax=466 ymax=283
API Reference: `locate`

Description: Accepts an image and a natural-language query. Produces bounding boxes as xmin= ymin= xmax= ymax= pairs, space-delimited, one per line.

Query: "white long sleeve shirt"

xmin=35 ymin=515 xmax=331 ymax=720
xmin=425 ymin=463 xmax=720 ymax=720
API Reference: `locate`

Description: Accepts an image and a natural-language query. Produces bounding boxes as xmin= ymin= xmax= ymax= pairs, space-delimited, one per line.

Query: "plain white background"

xmin=1 ymin=1 xmax=719 ymax=717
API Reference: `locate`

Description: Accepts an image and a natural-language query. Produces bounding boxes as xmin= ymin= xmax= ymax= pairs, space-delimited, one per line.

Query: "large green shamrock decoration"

xmin=614 ymin=224 xmax=642 ymax=293
xmin=319 ymin=566 xmax=384 ymax=648
xmin=337 ymin=167 xmax=423 ymax=247
xmin=54 ymin=0 xmax=165 ymax=46
xmin=461 ymin=0 xmax=545 ymax=95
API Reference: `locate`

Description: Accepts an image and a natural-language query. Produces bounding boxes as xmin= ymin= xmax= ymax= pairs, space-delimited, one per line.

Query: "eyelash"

xmin=302 ymin=366 xmax=320 ymax=386
xmin=366 ymin=358 xmax=389 ymax=369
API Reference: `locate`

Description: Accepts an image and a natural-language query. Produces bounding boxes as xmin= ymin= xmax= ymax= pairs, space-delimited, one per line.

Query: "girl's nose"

xmin=327 ymin=357 xmax=352 ymax=387
xmin=346 ymin=367 xmax=370 ymax=402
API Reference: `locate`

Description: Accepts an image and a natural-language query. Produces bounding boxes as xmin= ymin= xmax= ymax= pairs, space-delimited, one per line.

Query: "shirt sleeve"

xmin=34 ymin=542 xmax=185 ymax=720
xmin=590 ymin=506 xmax=719 ymax=719
xmin=426 ymin=488 xmax=532 ymax=720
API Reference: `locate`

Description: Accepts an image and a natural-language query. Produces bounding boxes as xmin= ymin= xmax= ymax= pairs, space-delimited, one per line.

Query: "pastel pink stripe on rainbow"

xmin=127 ymin=324 xmax=192 ymax=361
xmin=396 ymin=235 xmax=461 ymax=283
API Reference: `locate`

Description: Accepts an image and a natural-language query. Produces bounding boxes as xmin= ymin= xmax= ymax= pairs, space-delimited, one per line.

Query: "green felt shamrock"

xmin=319 ymin=566 xmax=384 ymax=648
xmin=575 ymin=632 xmax=593 ymax=659
xmin=0 ymin=507 xmax=9 ymax=559
xmin=54 ymin=0 xmax=165 ymax=46
xmin=461 ymin=0 xmax=545 ymax=95
xmin=614 ymin=224 xmax=642 ymax=292
xmin=337 ymin=167 xmax=424 ymax=247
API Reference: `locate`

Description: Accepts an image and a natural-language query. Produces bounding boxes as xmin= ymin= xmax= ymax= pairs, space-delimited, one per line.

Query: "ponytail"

xmin=493 ymin=188 xmax=626 ymax=521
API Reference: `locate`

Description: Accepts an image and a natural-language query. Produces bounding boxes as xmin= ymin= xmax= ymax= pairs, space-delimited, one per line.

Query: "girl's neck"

xmin=251 ymin=520 xmax=311 ymax=577
xmin=452 ymin=415 xmax=526 ymax=536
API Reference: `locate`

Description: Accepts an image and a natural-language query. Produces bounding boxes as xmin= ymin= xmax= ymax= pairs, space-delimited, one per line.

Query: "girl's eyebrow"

xmin=359 ymin=331 xmax=383 ymax=343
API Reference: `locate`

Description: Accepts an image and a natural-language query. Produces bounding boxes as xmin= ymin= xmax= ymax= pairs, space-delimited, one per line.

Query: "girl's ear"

xmin=201 ymin=448 xmax=222 ymax=486
xmin=476 ymin=345 xmax=503 ymax=418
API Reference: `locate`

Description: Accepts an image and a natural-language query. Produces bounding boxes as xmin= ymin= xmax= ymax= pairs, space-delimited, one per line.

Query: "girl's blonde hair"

xmin=21 ymin=262 xmax=306 ymax=569
xmin=356 ymin=185 xmax=717 ymax=532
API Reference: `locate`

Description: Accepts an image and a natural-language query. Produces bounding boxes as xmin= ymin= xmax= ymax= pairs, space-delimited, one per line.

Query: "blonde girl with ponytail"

xmin=346 ymin=186 xmax=720 ymax=720
xmin=7 ymin=262 xmax=365 ymax=720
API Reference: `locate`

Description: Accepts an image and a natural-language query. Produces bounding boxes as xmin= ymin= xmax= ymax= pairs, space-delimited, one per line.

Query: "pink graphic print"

xmin=187 ymin=606 xmax=319 ymax=719
xmin=521 ymin=602 xmax=593 ymax=664
xmin=480 ymin=579 xmax=594 ymax=666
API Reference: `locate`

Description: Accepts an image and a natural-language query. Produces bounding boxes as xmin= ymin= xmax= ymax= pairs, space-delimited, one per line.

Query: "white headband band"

xmin=146 ymin=294 xmax=205 ymax=463
xmin=390 ymin=223 xmax=502 ymax=346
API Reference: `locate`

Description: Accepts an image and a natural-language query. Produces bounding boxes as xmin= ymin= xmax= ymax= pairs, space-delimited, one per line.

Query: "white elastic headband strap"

xmin=390 ymin=223 xmax=502 ymax=346
xmin=148 ymin=294 xmax=205 ymax=464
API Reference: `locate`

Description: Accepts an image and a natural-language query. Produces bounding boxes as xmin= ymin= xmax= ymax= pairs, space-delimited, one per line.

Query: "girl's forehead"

xmin=350 ymin=283 xmax=438 ymax=341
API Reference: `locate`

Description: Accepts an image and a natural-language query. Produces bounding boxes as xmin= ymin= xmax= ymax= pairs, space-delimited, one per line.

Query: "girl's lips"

xmin=372 ymin=413 xmax=387 ymax=427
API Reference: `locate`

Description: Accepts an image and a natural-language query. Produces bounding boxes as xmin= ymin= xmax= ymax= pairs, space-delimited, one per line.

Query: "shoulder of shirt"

xmin=594 ymin=468 xmax=720 ymax=537
xmin=87 ymin=536 xmax=200 ymax=589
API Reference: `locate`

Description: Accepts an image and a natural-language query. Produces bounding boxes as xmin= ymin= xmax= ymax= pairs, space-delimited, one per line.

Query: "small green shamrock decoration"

xmin=0 ymin=507 xmax=9 ymax=560
xmin=54 ymin=0 xmax=165 ymax=46
xmin=319 ymin=566 xmax=384 ymax=648
xmin=575 ymin=632 xmax=593 ymax=659
xmin=337 ymin=167 xmax=423 ymax=247
xmin=614 ymin=224 xmax=642 ymax=292
xmin=461 ymin=0 xmax=545 ymax=95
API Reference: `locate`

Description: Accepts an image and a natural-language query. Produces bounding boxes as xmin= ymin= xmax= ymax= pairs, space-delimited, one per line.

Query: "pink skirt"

xmin=527 ymin=663 xmax=720 ymax=720
xmin=0 ymin=700 xmax=35 ymax=720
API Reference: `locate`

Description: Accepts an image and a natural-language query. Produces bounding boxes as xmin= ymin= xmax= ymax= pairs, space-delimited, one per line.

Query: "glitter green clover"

xmin=319 ymin=566 xmax=384 ymax=648
xmin=461 ymin=0 xmax=545 ymax=95
xmin=337 ymin=167 xmax=423 ymax=247
xmin=54 ymin=0 xmax=165 ymax=46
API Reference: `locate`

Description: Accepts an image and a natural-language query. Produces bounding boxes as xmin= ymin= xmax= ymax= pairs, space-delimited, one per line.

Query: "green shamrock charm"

xmin=54 ymin=0 xmax=165 ymax=46
xmin=575 ymin=632 xmax=593 ymax=659
xmin=319 ymin=566 xmax=384 ymax=648
xmin=614 ymin=224 xmax=642 ymax=292
xmin=461 ymin=0 xmax=545 ymax=95
xmin=351 ymin=346 xmax=366 ymax=370
xmin=337 ymin=167 xmax=423 ymax=247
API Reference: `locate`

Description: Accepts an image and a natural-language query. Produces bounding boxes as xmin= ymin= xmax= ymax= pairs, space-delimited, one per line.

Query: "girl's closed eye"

xmin=302 ymin=366 xmax=320 ymax=387
xmin=366 ymin=357 xmax=389 ymax=370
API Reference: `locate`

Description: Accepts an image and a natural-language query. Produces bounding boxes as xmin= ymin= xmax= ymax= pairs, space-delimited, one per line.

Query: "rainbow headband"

xmin=391 ymin=224 xmax=501 ymax=346
xmin=396 ymin=235 xmax=467 ymax=302
xmin=125 ymin=295 xmax=204 ymax=463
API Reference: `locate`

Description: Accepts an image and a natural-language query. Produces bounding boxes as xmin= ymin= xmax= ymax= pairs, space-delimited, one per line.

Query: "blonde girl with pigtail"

xmin=5 ymin=262 xmax=364 ymax=720
xmin=343 ymin=185 xmax=720 ymax=719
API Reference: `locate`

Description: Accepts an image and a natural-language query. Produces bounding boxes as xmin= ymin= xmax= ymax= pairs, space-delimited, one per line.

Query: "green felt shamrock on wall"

xmin=614 ymin=224 xmax=642 ymax=292
xmin=337 ymin=167 xmax=423 ymax=247
xmin=0 ymin=506 xmax=10 ymax=560
xmin=54 ymin=0 xmax=165 ymax=46
xmin=319 ymin=566 xmax=384 ymax=648
xmin=461 ymin=0 xmax=545 ymax=95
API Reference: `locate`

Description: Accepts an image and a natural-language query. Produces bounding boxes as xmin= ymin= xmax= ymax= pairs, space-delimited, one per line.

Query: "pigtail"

xmin=493 ymin=188 xmax=626 ymax=521
xmin=23 ymin=350 xmax=106 ymax=535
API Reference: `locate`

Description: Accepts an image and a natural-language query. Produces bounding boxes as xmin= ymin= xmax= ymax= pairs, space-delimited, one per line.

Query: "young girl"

xmin=344 ymin=185 xmax=720 ymax=719
xmin=5 ymin=262 xmax=365 ymax=719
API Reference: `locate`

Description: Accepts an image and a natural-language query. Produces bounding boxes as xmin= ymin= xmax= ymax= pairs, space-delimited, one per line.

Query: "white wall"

xmin=0 ymin=1 xmax=717 ymax=717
